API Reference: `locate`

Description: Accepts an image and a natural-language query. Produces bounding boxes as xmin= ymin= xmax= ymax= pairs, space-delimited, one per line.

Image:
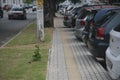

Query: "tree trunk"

xmin=44 ymin=0 xmax=54 ymax=27
xmin=49 ymin=0 xmax=54 ymax=27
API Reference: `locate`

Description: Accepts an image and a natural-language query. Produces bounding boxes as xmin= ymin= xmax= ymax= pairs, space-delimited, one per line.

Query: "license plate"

xmin=14 ymin=14 xmax=18 ymax=17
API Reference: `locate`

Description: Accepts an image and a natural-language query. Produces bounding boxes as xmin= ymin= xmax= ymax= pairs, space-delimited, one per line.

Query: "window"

xmin=114 ymin=24 xmax=120 ymax=32
xmin=95 ymin=11 xmax=116 ymax=26
xmin=106 ymin=13 xmax=120 ymax=33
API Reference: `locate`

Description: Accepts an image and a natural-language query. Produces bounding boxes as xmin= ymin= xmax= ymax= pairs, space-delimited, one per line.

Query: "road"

xmin=0 ymin=11 xmax=36 ymax=47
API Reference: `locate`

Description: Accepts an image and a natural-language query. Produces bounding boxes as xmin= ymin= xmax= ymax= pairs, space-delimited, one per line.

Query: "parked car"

xmin=58 ymin=1 xmax=73 ymax=15
xmin=0 ymin=7 xmax=3 ymax=18
xmin=82 ymin=6 xmax=117 ymax=45
xmin=3 ymin=4 xmax=12 ymax=11
xmin=8 ymin=7 xmax=27 ymax=20
xmin=87 ymin=8 xmax=120 ymax=59
xmin=74 ymin=5 xmax=113 ymax=40
xmin=74 ymin=6 xmax=94 ymax=40
xmin=63 ymin=3 xmax=92 ymax=28
xmin=106 ymin=14 xmax=120 ymax=80
xmin=63 ymin=5 xmax=82 ymax=27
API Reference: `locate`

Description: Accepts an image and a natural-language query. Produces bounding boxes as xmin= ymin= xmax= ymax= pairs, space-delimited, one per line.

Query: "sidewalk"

xmin=46 ymin=14 xmax=112 ymax=80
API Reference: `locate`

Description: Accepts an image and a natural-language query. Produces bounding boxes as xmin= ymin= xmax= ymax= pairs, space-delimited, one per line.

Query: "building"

xmin=0 ymin=0 xmax=24 ymax=7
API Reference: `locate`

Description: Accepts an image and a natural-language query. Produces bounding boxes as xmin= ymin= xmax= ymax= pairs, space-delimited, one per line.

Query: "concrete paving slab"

xmin=46 ymin=13 xmax=112 ymax=80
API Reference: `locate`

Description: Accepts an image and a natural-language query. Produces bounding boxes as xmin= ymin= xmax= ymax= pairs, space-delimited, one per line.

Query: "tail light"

xmin=80 ymin=20 xmax=86 ymax=26
xmin=96 ymin=27 xmax=105 ymax=40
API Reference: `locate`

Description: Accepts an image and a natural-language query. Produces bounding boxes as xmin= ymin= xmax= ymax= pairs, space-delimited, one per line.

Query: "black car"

xmin=0 ymin=7 xmax=3 ymax=18
xmin=87 ymin=8 xmax=120 ymax=59
xmin=82 ymin=7 xmax=117 ymax=45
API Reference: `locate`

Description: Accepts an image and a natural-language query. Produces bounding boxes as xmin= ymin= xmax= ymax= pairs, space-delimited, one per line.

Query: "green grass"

xmin=0 ymin=23 xmax=53 ymax=80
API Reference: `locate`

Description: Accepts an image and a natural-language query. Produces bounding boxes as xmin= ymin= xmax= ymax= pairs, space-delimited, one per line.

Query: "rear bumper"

xmin=63 ymin=20 xmax=72 ymax=27
xmin=74 ymin=28 xmax=82 ymax=40
xmin=87 ymin=40 xmax=108 ymax=58
xmin=106 ymin=47 xmax=120 ymax=79
xmin=9 ymin=14 xmax=25 ymax=19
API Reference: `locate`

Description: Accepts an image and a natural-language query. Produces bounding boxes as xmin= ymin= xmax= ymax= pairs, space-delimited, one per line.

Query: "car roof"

xmin=82 ymin=5 xmax=115 ymax=12
xmin=94 ymin=7 xmax=120 ymax=22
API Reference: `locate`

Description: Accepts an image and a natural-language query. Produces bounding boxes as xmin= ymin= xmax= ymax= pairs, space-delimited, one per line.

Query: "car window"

xmin=95 ymin=11 xmax=116 ymax=26
xmin=94 ymin=9 xmax=109 ymax=22
xmin=72 ymin=7 xmax=81 ymax=14
xmin=71 ymin=8 xmax=77 ymax=13
xmin=71 ymin=7 xmax=79 ymax=14
xmin=77 ymin=9 xmax=90 ymax=19
xmin=114 ymin=23 xmax=120 ymax=32
xmin=86 ymin=10 xmax=97 ymax=21
xmin=12 ymin=8 xmax=23 ymax=11
xmin=105 ymin=12 xmax=120 ymax=33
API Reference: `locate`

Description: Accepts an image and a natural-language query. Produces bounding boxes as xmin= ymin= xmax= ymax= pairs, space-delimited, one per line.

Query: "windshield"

xmin=78 ymin=9 xmax=91 ymax=19
xmin=12 ymin=8 xmax=23 ymax=11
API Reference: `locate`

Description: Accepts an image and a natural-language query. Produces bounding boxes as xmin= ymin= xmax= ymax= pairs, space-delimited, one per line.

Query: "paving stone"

xmin=46 ymin=14 xmax=112 ymax=80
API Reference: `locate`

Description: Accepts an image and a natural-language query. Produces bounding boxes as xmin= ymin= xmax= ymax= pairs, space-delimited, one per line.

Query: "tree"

xmin=71 ymin=0 xmax=80 ymax=3
xmin=43 ymin=0 xmax=81 ymax=27
xmin=44 ymin=0 xmax=54 ymax=27
xmin=23 ymin=0 xmax=33 ymax=4
xmin=44 ymin=0 xmax=63 ymax=27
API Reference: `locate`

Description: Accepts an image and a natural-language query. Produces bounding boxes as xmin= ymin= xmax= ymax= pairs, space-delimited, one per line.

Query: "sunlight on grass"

xmin=0 ymin=23 xmax=53 ymax=80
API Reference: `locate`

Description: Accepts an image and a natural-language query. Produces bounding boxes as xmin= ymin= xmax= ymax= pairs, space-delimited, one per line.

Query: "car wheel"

xmin=1 ymin=15 xmax=3 ymax=18
xmin=24 ymin=17 xmax=27 ymax=20
xmin=8 ymin=17 xmax=11 ymax=20
xmin=23 ymin=16 xmax=27 ymax=20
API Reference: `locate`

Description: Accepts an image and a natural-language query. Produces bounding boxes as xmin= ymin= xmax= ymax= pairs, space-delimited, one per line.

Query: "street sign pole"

xmin=36 ymin=0 xmax=44 ymax=41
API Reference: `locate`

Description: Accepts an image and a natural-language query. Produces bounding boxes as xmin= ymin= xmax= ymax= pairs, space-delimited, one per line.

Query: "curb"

xmin=0 ymin=22 xmax=35 ymax=48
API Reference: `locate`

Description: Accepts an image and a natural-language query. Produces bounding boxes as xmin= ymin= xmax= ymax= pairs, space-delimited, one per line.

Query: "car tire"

xmin=1 ymin=15 xmax=3 ymax=18
xmin=8 ymin=17 xmax=12 ymax=20
xmin=24 ymin=16 xmax=27 ymax=20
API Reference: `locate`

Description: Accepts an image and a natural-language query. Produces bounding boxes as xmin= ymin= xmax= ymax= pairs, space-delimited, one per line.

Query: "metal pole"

xmin=36 ymin=0 xmax=44 ymax=42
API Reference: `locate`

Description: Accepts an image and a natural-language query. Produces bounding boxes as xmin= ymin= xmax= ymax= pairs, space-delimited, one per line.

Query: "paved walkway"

xmin=46 ymin=14 xmax=112 ymax=80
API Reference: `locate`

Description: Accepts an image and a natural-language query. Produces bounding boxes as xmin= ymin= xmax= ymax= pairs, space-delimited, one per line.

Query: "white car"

xmin=8 ymin=7 xmax=27 ymax=20
xmin=106 ymin=23 xmax=120 ymax=80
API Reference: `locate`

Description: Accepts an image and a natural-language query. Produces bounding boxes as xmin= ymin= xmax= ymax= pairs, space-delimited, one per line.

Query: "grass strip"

xmin=0 ymin=23 xmax=53 ymax=80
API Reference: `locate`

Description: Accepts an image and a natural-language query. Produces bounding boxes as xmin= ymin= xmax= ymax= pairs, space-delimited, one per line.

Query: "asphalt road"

xmin=0 ymin=11 xmax=36 ymax=47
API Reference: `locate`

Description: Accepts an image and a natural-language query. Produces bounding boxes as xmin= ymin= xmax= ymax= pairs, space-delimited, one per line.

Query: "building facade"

xmin=0 ymin=0 xmax=24 ymax=7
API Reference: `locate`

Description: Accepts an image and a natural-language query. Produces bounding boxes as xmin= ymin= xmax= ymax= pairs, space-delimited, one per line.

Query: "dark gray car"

xmin=87 ymin=8 xmax=120 ymax=59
